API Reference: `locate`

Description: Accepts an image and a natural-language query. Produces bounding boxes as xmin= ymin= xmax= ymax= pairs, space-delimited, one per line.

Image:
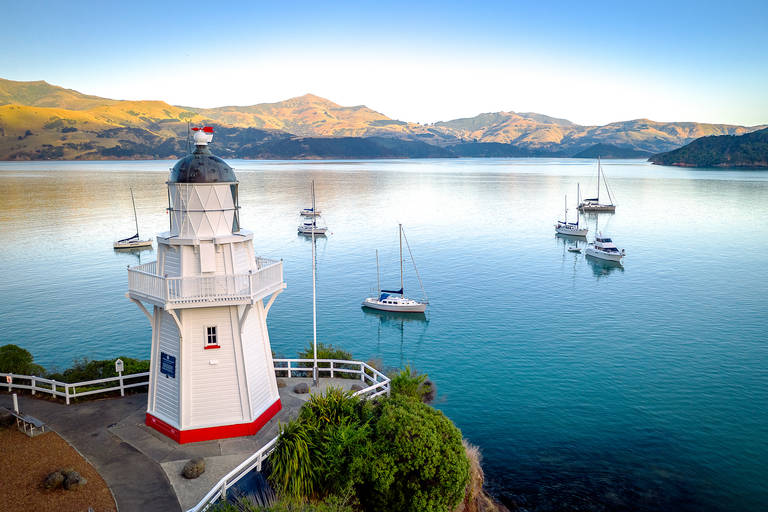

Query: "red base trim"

xmin=145 ymin=399 xmax=282 ymax=444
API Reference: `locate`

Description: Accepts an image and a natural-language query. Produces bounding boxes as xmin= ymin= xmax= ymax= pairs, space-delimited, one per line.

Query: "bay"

xmin=1 ymin=158 xmax=766 ymax=511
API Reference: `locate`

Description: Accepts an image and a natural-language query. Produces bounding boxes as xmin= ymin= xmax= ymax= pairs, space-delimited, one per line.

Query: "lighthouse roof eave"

xmin=170 ymin=145 xmax=237 ymax=184
xmin=157 ymin=229 xmax=254 ymax=246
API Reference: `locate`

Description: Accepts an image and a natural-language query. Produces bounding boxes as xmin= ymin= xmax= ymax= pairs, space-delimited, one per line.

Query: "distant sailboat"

xmin=362 ymin=224 xmax=428 ymax=313
xmin=298 ymin=181 xmax=328 ymax=236
xmin=555 ymin=188 xmax=588 ymax=237
xmin=578 ymin=157 xmax=616 ymax=212
xmin=113 ymin=188 xmax=152 ymax=249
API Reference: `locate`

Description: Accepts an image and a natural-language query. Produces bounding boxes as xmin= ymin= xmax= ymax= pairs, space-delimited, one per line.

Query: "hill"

xmin=649 ymin=127 xmax=768 ymax=168
xmin=572 ymin=143 xmax=652 ymax=159
xmin=1 ymin=77 xmax=765 ymax=160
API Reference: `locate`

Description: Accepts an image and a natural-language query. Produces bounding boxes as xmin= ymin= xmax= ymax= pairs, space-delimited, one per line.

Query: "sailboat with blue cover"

xmin=362 ymin=224 xmax=428 ymax=313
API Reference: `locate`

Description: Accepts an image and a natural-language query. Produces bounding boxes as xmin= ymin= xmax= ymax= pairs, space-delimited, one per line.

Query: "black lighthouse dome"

xmin=170 ymin=127 xmax=237 ymax=183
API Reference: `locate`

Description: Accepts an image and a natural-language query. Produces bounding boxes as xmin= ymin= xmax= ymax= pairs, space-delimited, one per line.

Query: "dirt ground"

xmin=0 ymin=425 xmax=117 ymax=512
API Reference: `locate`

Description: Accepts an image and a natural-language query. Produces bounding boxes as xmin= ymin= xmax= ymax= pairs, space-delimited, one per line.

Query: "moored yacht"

xmin=585 ymin=233 xmax=625 ymax=262
xmin=555 ymin=191 xmax=588 ymax=237
xmin=362 ymin=224 xmax=428 ymax=313
xmin=578 ymin=157 xmax=616 ymax=212
xmin=298 ymin=181 xmax=328 ymax=236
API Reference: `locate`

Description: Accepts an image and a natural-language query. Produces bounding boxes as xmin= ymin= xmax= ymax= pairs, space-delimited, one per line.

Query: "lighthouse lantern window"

xmin=206 ymin=326 xmax=218 ymax=348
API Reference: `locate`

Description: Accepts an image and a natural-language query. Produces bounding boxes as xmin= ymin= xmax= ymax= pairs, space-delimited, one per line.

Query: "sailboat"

xmin=113 ymin=188 xmax=152 ymax=249
xmin=555 ymin=188 xmax=588 ymax=237
xmin=298 ymin=181 xmax=328 ymax=236
xmin=362 ymin=224 xmax=428 ymax=313
xmin=578 ymin=157 xmax=616 ymax=212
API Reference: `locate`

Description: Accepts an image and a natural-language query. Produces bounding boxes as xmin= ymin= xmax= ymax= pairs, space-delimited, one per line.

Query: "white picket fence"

xmin=1 ymin=371 xmax=150 ymax=404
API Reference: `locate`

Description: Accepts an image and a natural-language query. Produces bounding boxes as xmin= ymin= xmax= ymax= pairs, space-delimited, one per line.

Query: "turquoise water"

xmin=1 ymin=158 xmax=767 ymax=511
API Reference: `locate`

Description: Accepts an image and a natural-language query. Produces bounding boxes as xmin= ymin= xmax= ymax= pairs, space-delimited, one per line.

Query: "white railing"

xmin=128 ymin=257 xmax=283 ymax=308
xmin=1 ymin=372 xmax=150 ymax=405
xmin=187 ymin=359 xmax=391 ymax=512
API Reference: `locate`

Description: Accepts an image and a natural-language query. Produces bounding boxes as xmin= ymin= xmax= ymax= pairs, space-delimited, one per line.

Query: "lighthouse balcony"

xmin=127 ymin=258 xmax=284 ymax=309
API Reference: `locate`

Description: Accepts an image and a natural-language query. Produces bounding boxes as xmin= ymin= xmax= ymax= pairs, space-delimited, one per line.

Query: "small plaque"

xmin=5 ymin=375 xmax=11 ymax=384
xmin=115 ymin=358 xmax=124 ymax=373
xmin=160 ymin=353 xmax=176 ymax=378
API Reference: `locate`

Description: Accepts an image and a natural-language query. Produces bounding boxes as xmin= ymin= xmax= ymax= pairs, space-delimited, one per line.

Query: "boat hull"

xmin=578 ymin=204 xmax=616 ymax=212
xmin=362 ymin=298 xmax=427 ymax=313
xmin=113 ymin=240 xmax=153 ymax=249
xmin=298 ymin=226 xmax=328 ymax=235
xmin=585 ymin=247 xmax=623 ymax=262
xmin=555 ymin=226 xmax=588 ymax=237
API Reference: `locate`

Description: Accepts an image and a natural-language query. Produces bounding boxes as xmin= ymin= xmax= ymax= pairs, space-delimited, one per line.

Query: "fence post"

xmin=31 ymin=376 xmax=36 ymax=395
xmin=360 ymin=363 xmax=365 ymax=382
xmin=330 ymin=361 xmax=335 ymax=379
xmin=7 ymin=374 xmax=12 ymax=392
xmin=287 ymin=362 xmax=292 ymax=379
xmin=119 ymin=371 xmax=125 ymax=397
xmin=52 ymin=381 xmax=56 ymax=396
xmin=221 ymin=479 xmax=227 ymax=500
xmin=65 ymin=384 xmax=70 ymax=405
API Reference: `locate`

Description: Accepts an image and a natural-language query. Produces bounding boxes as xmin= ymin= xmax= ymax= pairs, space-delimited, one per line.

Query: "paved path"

xmin=0 ymin=392 xmax=179 ymax=512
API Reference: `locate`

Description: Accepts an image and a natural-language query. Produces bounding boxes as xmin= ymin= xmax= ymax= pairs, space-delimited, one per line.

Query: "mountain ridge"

xmin=0 ymin=78 xmax=765 ymax=160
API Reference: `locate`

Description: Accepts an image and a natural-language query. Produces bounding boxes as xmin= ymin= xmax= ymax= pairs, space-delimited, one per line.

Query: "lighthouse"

xmin=127 ymin=127 xmax=285 ymax=443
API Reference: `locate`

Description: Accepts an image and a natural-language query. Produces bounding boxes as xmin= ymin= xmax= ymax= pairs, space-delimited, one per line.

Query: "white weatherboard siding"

xmin=233 ymin=242 xmax=251 ymax=274
xmin=187 ymin=306 xmax=245 ymax=427
xmin=162 ymin=245 xmax=180 ymax=277
xmin=242 ymin=302 xmax=280 ymax=417
xmin=154 ymin=311 xmax=181 ymax=425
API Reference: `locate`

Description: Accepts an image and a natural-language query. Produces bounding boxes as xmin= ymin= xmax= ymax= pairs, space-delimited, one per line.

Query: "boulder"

xmin=43 ymin=471 xmax=65 ymax=489
xmin=62 ymin=470 xmax=86 ymax=490
xmin=350 ymin=384 xmax=365 ymax=392
xmin=182 ymin=457 xmax=206 ymax=479
xmin=293 ymin=382 xmax=310 ymax=394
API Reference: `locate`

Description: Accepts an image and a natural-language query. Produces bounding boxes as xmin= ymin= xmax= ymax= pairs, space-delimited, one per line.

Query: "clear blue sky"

xmin=2 ymin=0 xmax=767 ymax=126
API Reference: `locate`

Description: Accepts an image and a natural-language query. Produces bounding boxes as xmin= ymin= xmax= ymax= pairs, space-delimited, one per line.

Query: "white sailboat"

xmin=555 ymin=188 xmax=588 ymax=237
xmin=578 ymin=157 xmax=616 ymax=212
xmin=113 ymin=187 xmax=152 ymax=249
xmin=362 ymin=224 xmax=428 ymax=313
xmin=298 ymin=181 xmax=328 ymax=236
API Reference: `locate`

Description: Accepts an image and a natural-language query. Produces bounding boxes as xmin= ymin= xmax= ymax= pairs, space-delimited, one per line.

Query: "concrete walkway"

xmin=1 ymin=377 xmax=361 ymax=512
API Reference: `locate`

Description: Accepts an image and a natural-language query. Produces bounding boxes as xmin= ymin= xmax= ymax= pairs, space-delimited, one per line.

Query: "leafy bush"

xmin=210 ymin=495 xmax=356 ymax=512
xmin=389 ymin=365 xmax=435 ymax=403
xmin=0 ymin=344 xmax=45 ymax=375
xmin=360 ymin=395 xmax=469 ymax=512
xmin=269 ymin=387 xmax=468 ymax=512
xmin=48 ymin=357 xmax=149 ymax=383
xmin=297 ymin=343 xmax=357 ymax=379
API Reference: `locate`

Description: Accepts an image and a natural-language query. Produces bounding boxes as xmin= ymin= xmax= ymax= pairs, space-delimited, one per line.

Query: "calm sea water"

xmin=1 ymin=158 xmax=767 ymax=511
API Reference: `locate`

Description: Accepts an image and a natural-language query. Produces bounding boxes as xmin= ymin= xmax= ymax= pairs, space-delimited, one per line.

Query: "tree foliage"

xmin=0 ymin=344 xmax=44 ymax=374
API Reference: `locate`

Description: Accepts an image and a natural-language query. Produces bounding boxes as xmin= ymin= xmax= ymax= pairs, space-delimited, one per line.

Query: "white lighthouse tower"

xmin=127 ymin=127 xmax=285 ymax=443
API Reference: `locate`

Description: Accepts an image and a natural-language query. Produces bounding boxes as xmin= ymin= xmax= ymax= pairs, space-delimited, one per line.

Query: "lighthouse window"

xmin=205 ymin=326 xmax=219 ymax=349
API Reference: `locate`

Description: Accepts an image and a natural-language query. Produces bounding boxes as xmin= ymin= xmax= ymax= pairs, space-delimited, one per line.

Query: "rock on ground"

xmin=293 ymin=382 xmax=310 ymax=394
xmin=182 ymin=457 xmax=206 ymax=479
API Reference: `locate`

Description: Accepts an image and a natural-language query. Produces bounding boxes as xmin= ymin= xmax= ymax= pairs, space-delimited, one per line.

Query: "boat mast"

xmin=564 ymin=194 xmax=567 ymax=224
xmin=399 ymin=223 xmax=404 ymax=296
xmin=376 ymin=249 xmax=381 ymax=295
xmin=130 ymin=187 xmax=140 ymax=238
xmin=577 ymin=183 xmax=580 ymax=225
xmin=597 ymin=156 xmax=601 ymax=203
xmin=311 ymin=180 xmax=317 ymax=228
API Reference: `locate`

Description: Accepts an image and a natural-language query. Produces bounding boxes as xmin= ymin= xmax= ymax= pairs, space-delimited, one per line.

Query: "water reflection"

xmin=586 ymin=256 xmax=625 ymax=278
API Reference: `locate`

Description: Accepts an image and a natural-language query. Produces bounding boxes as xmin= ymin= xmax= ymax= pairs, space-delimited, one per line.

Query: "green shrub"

xmin=48 ymin=357 xmax=149 ymax=383
xmin=269 ymin=420 xmax=315 ymax=499
xmin=360 ymin=395 xmax=469 ymax=512
xmin=0 ymin=344 xmax=45 ymax=375
xmin=389 ymin=365 xmax=435 ymax=403
xmin=297 ymin=343 xmax=357 ymax=379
